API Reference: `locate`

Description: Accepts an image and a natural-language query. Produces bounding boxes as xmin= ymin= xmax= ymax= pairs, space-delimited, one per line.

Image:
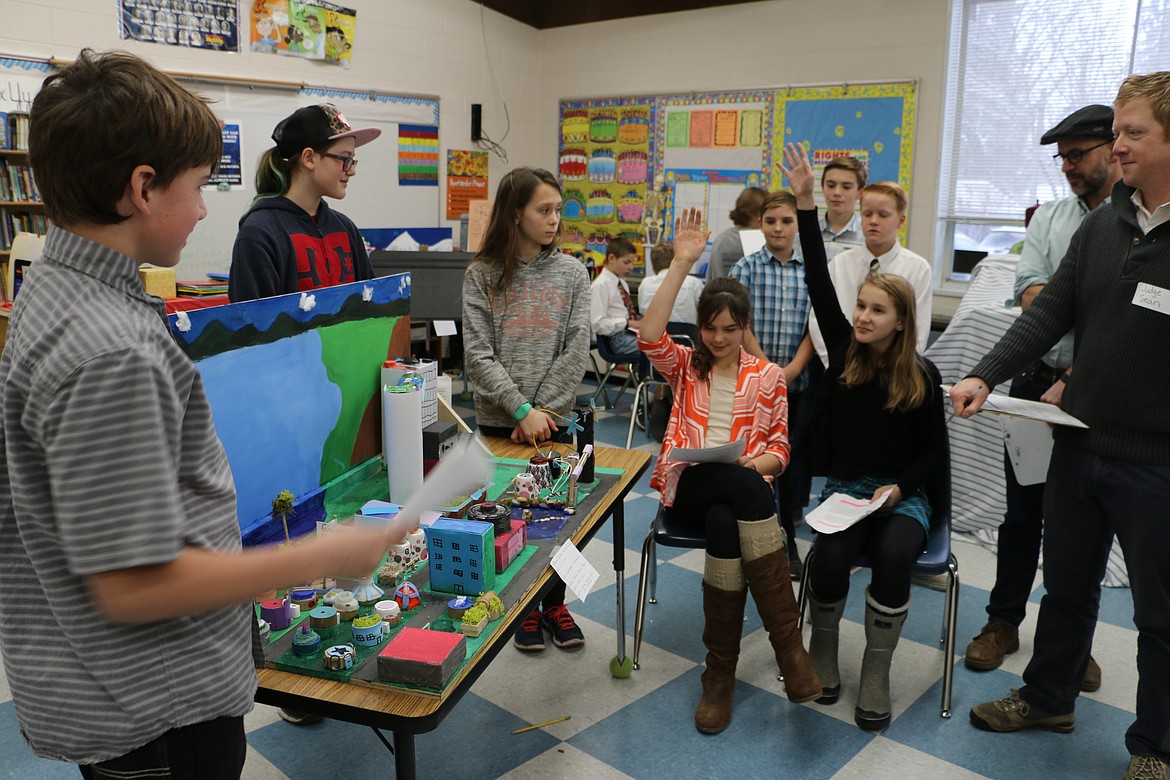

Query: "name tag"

xmin=1132 ymin=282 xmax=1170 ymax=315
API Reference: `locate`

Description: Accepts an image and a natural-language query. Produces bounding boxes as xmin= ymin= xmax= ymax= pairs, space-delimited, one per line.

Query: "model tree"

xmin=272 ymin=489 xmax=295 ymax=544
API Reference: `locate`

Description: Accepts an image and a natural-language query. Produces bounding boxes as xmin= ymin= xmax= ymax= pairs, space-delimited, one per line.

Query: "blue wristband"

xmin=513 ymin=402 xmax=533 ymax=422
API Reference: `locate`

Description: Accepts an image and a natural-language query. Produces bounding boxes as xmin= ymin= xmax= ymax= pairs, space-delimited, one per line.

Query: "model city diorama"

xmin=168 ymin=275 xmax=610 ymax=695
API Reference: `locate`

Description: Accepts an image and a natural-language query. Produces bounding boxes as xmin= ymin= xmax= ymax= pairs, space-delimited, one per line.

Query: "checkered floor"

xmin=1 ymin=378 xmax=1142 ymax=779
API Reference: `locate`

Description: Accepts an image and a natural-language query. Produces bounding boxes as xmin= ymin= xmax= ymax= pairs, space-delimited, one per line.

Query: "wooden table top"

xmin=255 ymin=441 xmax=651 ymax=725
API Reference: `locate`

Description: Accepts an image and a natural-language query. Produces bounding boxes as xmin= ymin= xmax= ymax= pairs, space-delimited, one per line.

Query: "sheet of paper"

xmin=390 ymin=436 xmax=491 ymax=534
xmin=466 ymin=199 xmax=493 ymax=253
xmin=669 ymin=439 xmax=745 ymax=464
xmin=432 ymin=319 xmax=458 ymax=337
xmin=551 ymin=542 xmax=599 ymax=603
xmin=1000 ymin=416 xmax=1054 ymax=486
xmin=739 ymin=229 xmax=765 ymax=256
xmin=941 ymin=384 xmax=1087 ymax=428
xmin=805 ymin=490 xmax=891 ymax=534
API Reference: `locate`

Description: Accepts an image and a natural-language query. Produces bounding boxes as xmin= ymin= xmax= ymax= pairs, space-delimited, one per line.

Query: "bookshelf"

xmin=0 ymin=148 xmax=45 ymax=258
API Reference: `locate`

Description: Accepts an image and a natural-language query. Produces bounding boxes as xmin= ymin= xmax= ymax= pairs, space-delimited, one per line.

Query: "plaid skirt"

xmin=819 ymin=474 xmax=932 ymax=534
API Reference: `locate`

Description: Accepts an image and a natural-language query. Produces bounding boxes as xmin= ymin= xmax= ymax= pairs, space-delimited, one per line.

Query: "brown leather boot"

xmin=743 ymin=550 xmax=822 ymax=703
xmin=964 ymin=621 xmax=1019 ymax=671
xmin=695 ymin=581 xmax=748 ymax=734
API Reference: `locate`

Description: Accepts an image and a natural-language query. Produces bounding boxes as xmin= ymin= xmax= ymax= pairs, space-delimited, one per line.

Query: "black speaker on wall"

xmin=471 ymin=103 xmax=482 ymax=142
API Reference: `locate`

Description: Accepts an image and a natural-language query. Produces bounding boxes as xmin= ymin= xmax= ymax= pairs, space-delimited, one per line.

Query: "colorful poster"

xmin=663 ymin=169 xmax=762 ymax=242
xmin=713 ymin=111 xmax=739 ymax=147
xmin=251 ymin=0 xmax=353 ymax=64
xmin=665 ymin=112 xmax=689 ymax=147
xmin=120 ymin=0 xmax=240 ymax=52
xmin=773 ymin=82 xmax=916 ymax=235
xmin=558 ymin=99 xmax=655 ymax=269
xmin=322 ymin=1 xmax=356 ymax=68
xmin=689 ymin=111 xmax=714 ymax=147
xmin=740 ymin=110 xmax=763 ymax=147
xmin=446 ymin=149 xmax=488 ymax=220
xmin=398 ymin=124 xmax=439 ymax=186
xmin=209 ymin=121 xmax=244 ymax=189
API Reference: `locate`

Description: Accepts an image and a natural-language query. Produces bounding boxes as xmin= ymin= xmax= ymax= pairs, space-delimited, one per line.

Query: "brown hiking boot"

xmin=1081 ymin=655 xmax=1102 ymax=693
xmin=964 ymin=621 xmax=1019 ymax=671
xmin=969 ymin=689 xmax=1075 ymax=733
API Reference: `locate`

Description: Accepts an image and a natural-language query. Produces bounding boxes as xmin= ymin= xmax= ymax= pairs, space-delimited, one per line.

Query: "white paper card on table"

xmin=1132 ymin=282 xmax=1170 ymax=316
xmin=999 ymin=416 xmax=1054 ymax=486
xmin=550 ymin=542 xmax=599 ymax=602
xmin=941 ymin=384 xmax=1087 ymax=428
xmin=805 ymin=490 xmax=891 ymax=534
xmin=432 ymin=319 xmax=458 ymax=337
xmin=670 ymin=439 xmax=745 ymax=464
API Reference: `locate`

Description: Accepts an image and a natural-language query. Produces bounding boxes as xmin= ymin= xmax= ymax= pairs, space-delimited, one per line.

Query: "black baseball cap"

xmin=1040 ymin=105 xmax=1114 ymax=145
xmin=272 ymin=104 xmax=381 ymax=157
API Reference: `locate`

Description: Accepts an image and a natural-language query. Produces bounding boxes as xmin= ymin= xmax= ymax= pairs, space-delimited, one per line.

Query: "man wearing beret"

xmin=964 ymin=105 xmax=1120 ymax=685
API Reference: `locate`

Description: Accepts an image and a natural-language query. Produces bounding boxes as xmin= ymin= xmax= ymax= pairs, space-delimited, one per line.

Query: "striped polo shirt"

xmin=0 ymin=227 xmax=256 ymax=763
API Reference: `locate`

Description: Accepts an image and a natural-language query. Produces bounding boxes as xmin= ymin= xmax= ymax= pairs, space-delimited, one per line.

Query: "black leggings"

xmin=670 ymin=462 xmax=776 ymax=559
xmin=808 ymin=512 xmax=926 ymax=608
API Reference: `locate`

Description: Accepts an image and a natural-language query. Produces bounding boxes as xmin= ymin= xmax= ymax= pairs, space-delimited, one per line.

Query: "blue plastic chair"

xmin=795 ymin=458 xmax=959 ymax=718
xmin=632 ymin=503 xmax=706 ymax=670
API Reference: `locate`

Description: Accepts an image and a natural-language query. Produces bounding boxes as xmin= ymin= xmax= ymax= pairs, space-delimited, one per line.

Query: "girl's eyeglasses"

xmin=321 ymin=152 xmax=357 ymax=172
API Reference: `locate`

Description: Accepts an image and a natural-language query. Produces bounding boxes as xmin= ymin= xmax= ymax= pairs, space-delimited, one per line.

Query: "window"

xmin=937 ymin=0 xmax=1170 ymax=282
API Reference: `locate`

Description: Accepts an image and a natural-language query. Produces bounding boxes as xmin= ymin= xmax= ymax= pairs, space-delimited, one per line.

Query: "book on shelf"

xmin=1 ymin=160 xmax=41 ymax=202
xmin=0 ymin=112 xmax=7 ymax=150
xmin=5 ymin=113 xmax=30 ymax=151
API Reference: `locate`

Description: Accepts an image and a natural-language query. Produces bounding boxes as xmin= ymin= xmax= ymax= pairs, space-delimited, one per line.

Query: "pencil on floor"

xmin=513 ymin=715 xmax=571 ymax=733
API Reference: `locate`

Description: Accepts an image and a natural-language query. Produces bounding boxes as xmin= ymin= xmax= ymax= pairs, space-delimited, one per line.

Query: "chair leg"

xmin=796 ymin=548 xmax=814 ymax=630
xmin=626 ymin=380 xmax=647 ymax=449
xmin=939 ymin=557 xmax=960 ymax=719
xmin=648 ymin=537 xmax=659 ymax=603
xmin=591 ymin=360 xmax=615 ymax=408
xmin=633 ymin=529 xmax=656 ymax=670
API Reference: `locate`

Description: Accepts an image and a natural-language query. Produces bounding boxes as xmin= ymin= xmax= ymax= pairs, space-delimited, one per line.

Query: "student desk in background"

xmin=254 ymin=440 xmax=651 ymax=780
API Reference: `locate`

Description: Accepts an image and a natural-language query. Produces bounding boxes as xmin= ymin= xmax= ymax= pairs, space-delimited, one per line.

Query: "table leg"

xmin=394 ymin=731 xmax=416 ymax=780
xmin=610 ymin=501 xmax=633 ymax=677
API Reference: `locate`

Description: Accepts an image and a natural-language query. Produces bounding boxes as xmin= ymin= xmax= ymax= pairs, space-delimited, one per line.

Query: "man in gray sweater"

xmin=950 ymin=73 xmax=1170 ymax=780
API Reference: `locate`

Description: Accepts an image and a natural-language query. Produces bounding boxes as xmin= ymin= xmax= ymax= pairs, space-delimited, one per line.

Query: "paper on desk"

xmin=805 ymin=490 xmax=892 ymax=535
xmin=432 ymin=320 xmax=458 ymax=337
xmin=551 ymin=542 xmax=599 ymax=603
xmin=1000 ymin=417 xmax=1054 ymax=486
xmin=941 ymin=384 xmax=1087 ymax=428
xmin=390 ymin=436 xmax=491 ymax=534
xmin=670 ymin=439 xmax=745 ymax=464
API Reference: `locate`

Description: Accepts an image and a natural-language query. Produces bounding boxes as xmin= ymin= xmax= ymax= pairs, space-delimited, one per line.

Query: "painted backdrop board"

xmin=169 ymin=274 xmax=411 ymax=541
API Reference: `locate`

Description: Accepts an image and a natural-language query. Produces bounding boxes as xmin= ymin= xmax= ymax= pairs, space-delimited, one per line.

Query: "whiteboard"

xmin=181 ymin=83 xmax=440 ymax=279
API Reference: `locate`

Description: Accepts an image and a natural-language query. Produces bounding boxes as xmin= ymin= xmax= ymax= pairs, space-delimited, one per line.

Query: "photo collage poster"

xmin=249 ymin=0 xmax=356 ymax=67
xmin=119 ymin=0 xmax=241 ymax=52
xmin=558 ymin=97 xmax=656 ymax=269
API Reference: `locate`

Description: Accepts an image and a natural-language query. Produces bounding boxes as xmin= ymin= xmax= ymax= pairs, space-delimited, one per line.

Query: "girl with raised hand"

xmin=780 ymin=142 xmax=947 ymax=731
xmin=638 ymin=208 xmax=820 ymax=734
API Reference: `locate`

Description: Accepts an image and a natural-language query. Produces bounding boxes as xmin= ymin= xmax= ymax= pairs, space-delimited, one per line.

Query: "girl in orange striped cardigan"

xmin=637 ymin=209 xmax=819 ymax=735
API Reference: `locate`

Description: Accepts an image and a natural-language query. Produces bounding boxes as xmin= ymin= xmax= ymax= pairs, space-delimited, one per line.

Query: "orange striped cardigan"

xmin=638 ymin=330 xmax=790 ymax=507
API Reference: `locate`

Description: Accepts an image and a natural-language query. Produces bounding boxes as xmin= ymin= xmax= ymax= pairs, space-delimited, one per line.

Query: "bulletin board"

xmin=0 ymin=56 xmax=441 ymax=280
xmin=558 ymin=81 xmax=917 ymax=259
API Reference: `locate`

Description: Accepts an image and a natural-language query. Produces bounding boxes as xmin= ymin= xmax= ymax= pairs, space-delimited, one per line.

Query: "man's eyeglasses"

xmin=321 ymin=152 xmax=358 ymax=172
xmin=1052 ymin=138 xmax=1113 ymax=166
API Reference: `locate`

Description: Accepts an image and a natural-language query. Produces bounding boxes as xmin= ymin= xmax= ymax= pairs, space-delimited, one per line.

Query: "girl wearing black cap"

xmin=228 ymin=103 xmax=381 ymax=302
